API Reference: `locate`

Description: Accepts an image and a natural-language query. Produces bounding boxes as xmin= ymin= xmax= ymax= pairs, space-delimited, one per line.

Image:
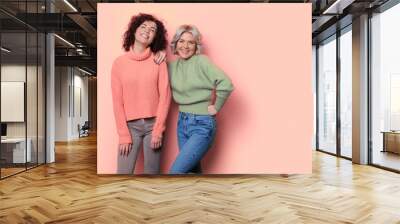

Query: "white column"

xmin=46 ymin=1 xmax=55 ymax=163
xmin=46 ymin=33 xmax=55 ymax=163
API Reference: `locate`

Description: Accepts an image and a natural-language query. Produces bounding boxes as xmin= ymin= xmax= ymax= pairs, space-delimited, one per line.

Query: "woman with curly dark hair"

xmin=111 ymin=13 xmax=171 ymax=174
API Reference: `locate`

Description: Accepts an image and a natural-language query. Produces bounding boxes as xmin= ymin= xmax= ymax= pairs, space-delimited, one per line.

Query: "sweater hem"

xmin=178 ymin=102 xmax=211 ymax=115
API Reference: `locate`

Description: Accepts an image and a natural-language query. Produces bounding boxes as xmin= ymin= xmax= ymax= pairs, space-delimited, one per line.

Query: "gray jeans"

xmin=117 ymin=117 xmax=161 ymax=174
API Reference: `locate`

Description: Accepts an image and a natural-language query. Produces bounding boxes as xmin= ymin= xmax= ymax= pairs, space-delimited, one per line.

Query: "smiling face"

xmin=176 ymin=32 xmax=197 ymax=60
xmin=134 ymin=20 xmax=157 ymax=47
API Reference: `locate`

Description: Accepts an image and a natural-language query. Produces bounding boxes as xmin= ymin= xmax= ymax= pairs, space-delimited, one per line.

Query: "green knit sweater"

xmin=169 ymin=54 xmax=234 ymax=115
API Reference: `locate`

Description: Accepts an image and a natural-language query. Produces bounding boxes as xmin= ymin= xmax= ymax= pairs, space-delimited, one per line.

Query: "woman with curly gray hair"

xmin=168 ymin=25 xmax=234 ymax=174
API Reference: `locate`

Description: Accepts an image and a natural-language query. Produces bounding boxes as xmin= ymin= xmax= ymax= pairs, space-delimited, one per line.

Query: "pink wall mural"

xmin=97 ymin=3 xmax=313 ymax=174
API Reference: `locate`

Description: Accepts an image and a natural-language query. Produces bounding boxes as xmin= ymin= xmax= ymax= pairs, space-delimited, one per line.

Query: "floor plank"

xmin=1 ymin=134 xmax=400 ymax=223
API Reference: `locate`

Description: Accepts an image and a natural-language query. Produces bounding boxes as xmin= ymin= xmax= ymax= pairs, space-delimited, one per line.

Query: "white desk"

xmin=1 ymin=138 xmax=32 ymax=163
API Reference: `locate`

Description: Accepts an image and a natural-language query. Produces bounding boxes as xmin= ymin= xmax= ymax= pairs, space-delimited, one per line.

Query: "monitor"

xmin=1 ymin=123 xmax=7 ymax=137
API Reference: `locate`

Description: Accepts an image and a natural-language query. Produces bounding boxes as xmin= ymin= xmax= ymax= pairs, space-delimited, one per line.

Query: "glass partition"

xmin=1 ymin=30 xmax=28 ymax=177
xmin=317 ymin=35 xmax=337 ymax=155
xmin=0 ymin=1 xmax=46 ymax=179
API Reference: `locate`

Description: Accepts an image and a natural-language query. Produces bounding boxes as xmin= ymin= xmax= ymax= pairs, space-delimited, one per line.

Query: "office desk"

xmin=381 ymin=131 xmax=400 ymax=154
xmin=1 ymin=138 xmax=32 ymax=163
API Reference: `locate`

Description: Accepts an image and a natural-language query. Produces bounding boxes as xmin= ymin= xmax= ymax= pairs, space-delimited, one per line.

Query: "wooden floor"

xmin=1 ymin=163 xmax=45 ymax=178
xmin=1 ymin=167 xmax=26 ymax=178
xmin=1 ymin=135 xmax=400 ymax=223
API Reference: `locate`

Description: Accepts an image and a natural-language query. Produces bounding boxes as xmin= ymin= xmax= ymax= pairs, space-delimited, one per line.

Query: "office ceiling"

xmin=0 ymin=0 xmax=394 ymax=74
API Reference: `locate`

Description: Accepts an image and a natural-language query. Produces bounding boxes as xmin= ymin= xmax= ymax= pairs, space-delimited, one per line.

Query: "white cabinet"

xmin=1 ymin=138 xmax=32 ymax=163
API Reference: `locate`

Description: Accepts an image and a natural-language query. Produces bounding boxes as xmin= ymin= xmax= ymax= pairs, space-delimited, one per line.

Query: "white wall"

xmin=1 ymin=65 xmax=26 ymax=131
xmin=55 ymin=66 xmax=70 ymax=141
xmin=1 ymin=82 xmax=25 ymax=122
xmin=72 ymin=73 xmax=89 ymax=138
xmin=55 ymin=67 xmax=89 ymax=141
xmin=1 ymin=65 xmax=40 ymax=137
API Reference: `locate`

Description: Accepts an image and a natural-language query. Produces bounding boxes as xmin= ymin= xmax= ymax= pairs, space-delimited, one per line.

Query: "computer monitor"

xmin=1 ymin=123 xmax=7 ymax=137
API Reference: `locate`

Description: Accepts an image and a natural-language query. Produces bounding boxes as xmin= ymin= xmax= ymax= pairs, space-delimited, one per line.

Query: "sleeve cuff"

xmin=152 ymin=127 xmax=164 ymax=139
xmin=215 ymin=97 xmax=226 ymax=112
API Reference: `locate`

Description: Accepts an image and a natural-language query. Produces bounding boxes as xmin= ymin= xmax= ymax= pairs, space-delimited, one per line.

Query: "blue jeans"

xmin=169 ymin=112 xmax=217 ymax=174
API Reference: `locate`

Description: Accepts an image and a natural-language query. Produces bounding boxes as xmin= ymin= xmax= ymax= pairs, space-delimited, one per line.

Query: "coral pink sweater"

xmin=111 ymin=47 xmax=171 ymax=144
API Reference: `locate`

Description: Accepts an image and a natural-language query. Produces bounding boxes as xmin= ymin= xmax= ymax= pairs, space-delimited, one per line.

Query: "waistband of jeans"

xmin=179 ymin=111 xmax=215 ymax=119
xmin=127 ymin=117 xmax=156 ymax=123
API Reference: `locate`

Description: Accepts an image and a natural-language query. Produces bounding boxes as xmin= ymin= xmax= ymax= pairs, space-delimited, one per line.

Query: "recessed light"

xmin=63 ymin=0 xmax=78 ymax=12
xmin=54 ymin=34 xmax=75 ymax=48
xmin=1 ymin=47 xmax=11 ymax=53
xmin=77 ymin=67 xmax=93 ymax=76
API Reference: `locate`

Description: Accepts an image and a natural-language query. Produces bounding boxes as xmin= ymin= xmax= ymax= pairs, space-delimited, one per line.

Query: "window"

xmin=317 ymin=35 xmax=337 ymax=154
xmin=339 ymin=27 xmax=352 ymax=158
xmin=371 ymin=2 xmax=400 ymax=171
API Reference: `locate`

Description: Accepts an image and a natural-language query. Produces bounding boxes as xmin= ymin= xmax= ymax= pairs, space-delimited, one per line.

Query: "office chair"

xmin=79 ymin=121 xmax=90 ymax=138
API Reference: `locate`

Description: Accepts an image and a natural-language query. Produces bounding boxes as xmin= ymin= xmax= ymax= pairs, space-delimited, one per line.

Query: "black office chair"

xmin=79 ymin=121 xmax=90 ymax=138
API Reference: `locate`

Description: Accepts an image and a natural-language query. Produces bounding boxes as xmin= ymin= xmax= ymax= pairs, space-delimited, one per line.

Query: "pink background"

xmin=97 ymin=3 xmax=312 ymax=174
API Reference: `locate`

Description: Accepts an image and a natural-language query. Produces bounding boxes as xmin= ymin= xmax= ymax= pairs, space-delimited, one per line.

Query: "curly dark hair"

xmin=123 ymin=13 xmax=167 ymax=53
